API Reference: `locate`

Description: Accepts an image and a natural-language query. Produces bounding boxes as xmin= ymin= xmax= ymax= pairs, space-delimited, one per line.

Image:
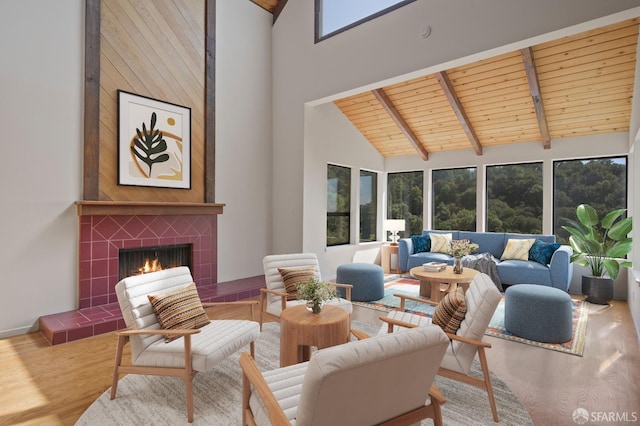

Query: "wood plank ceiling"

xmin=333 ymin=18 xmax=639 ymax=159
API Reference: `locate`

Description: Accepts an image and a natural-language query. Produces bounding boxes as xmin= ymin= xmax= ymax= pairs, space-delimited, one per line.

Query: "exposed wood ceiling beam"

xmin=520 ymin=47 xmax=551 ymax=149
xmin=435 ymin=71 xmax=483 ymax=156
xmin=372 ymin=88 xmax=429 ymax=161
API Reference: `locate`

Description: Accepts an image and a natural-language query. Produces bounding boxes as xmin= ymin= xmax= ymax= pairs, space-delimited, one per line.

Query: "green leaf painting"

xmin=131 ymin=112 xmax=170 ymax=177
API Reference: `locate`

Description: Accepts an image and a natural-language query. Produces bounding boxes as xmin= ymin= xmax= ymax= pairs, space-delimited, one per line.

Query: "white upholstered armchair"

xmin=260 ymin=253 xmax=352 ymax=328
xmin=240 ymin=325 xmax=450 ymax=426
xmin=111 ymin=266 xmax=260 ymax=423
xmin=358 ymin=272 xmax=502 ymax=422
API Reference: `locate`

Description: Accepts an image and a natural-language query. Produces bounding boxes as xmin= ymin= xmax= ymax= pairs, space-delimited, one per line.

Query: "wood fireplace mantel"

xmin=76 ymin=201 xmax=225 ymax=216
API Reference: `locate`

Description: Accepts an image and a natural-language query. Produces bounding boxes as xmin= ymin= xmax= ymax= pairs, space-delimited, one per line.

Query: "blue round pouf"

xmin=504 ymin=284 xmax=573 ymax=343
xmin=336 ymin=263 xmax=384 ymax=302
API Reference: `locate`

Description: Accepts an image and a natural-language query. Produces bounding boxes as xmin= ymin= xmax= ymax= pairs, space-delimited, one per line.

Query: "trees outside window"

xmin=432 ymin=167 xmax=477 ymax=231
xmin=360 ymin=170 xmax=377 ymax=242
xmin=327 ymin=164 xmax=351 ymax=246
xmin=387 ymin=171 xmax=423 ymax=238
xmin=486 ymin=163 xmax=543 ymax=233
xmin=553 ymin=157 xmax=627 ymax=244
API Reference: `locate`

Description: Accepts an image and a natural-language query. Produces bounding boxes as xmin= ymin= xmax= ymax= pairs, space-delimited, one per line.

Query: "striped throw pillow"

xmin=279 ymin=266 xmax=317 ymax=300
xmin=148 ymin=283 xmax=211 ymax=342
xmin=430 ymin=233 xmax=452 ymax=254
xmin=432 ymin=287 xmax=467 ymax=334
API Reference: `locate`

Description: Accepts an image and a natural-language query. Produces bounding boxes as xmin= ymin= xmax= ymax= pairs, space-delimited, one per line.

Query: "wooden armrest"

xmin=350 ymin=329 xmax=372 ymax=340
xmin=429 ymin=384 xmax=446 ymax=405
xmin=379 ymin=316 xmax=419 ymax=333
xmin=239 ymin=352 xmax=291 ymax=425
xmin=393 ymin=293 xmax=437 ymax=310
xmin=115 ymin=328 xmax=201 ymax=337
xmin=332 ymin=283 xmax=353 ymax=289
xmin=260 ymin=288 xmax=288 ymax=297
xmin=445 ymin=332 xmax=492 ymax=348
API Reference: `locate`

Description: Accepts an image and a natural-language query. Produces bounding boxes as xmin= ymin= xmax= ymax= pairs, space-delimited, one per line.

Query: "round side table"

xmin=279 ymin=304 xmax=350 ymax=367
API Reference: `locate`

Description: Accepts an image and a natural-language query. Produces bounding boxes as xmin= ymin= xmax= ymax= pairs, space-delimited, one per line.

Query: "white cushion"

xmin=265 ymin=297 xmax=353 ymax=317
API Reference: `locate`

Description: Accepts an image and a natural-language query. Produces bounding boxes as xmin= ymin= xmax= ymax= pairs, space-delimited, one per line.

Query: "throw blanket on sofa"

xmin=463 ymin=253 xmax=503 ymax=292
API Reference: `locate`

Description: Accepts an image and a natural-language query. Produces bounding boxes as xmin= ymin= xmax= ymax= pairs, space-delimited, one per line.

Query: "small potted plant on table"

xmin=296 ymin=277 xmax=338 ymax=314
xmin=562 ymin=204 xmax=633 ymax=304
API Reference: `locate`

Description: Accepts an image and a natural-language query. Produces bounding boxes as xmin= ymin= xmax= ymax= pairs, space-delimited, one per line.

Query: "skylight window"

xmin=316 ymin=0 xmax=416 ymax=42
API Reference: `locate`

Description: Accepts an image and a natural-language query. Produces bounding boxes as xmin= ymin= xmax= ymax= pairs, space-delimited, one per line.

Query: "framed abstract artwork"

xmin=117 ymin=90 xmax=191 ymax=189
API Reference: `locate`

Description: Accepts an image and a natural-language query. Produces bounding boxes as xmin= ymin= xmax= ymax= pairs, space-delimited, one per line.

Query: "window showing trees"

xmin=360 ymin=170 xmax=377 ymax=242
xmin=327 ymin=164 xmax=351 ymax=246
xmin=553 ymin=157 xmax=627 ymax=244
xmin=315 ymin=0 xmax=416 ymax=41
xmin=387 ymin=171 xmax=423 ymax=238
xmin=486 ymin=163 xmax=543 ymax=233
xmin=432 ymin=167 xmax=477 ymax=231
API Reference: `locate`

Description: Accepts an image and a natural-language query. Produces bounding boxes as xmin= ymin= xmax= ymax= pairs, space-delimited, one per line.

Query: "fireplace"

xmin=118 ymin=244 xmax=192 ymax=280
xmin=78 ymin=213 xmax=217 ymax=308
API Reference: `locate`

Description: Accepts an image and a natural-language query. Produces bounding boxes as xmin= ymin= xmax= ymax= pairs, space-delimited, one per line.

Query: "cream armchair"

xmin=260 ymin=253 xmax=352 ymax=329
xmin=358 ymin=272 xmax=502 ymax=422
xmin=240 ymin=325 xmax=450 ymax=426
xmin=111 ymin=266 xmax=260 ymax=423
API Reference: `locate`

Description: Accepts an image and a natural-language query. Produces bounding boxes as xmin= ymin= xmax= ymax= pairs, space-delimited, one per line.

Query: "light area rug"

xmin=76 ymin=321 xmax=532 ymax=425
xmin=353 ymin=277 xmax=589 ymax=356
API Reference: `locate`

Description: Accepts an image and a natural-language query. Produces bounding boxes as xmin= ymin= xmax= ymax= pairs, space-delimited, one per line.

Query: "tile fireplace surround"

xmin=39 ymin=203 xmax=264 ymax=345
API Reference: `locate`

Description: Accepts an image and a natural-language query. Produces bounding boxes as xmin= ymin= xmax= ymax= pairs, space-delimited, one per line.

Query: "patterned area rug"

xmin=353 ymin=276 xmax=589 ymax=356
xmin=77 ymin=321 xmax=532 ymax=425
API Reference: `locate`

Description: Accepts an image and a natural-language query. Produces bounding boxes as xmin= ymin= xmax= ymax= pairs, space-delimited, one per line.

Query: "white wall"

xmin=304 ymin=102 xmax=385 ymax=278
xmin=0 ymin=0 xmax=83 ymax=338
xmin=215 ymin=0 xmax=273 ymax=280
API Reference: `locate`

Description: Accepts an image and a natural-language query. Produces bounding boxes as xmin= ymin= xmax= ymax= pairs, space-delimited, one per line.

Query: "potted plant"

xmin=296 ymin=277 xmax=338 ymax=314
xmin=562 ymin=204 xmax=633 ymax=304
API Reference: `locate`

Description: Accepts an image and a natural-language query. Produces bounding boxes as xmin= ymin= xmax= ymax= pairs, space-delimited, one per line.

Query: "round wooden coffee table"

xmin=409 ymin=266 xmax=478 ymax=302
xmin=279 ymin=304 xmax=350 ymax=367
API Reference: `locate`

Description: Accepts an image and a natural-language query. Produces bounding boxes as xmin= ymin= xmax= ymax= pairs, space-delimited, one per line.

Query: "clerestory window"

xmin=315 ymin=0 xmax=416 ymax=42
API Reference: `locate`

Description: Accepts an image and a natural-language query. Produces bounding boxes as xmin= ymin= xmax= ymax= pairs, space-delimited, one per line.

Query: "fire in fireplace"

xmin=118 ymin=244 xmax=192 ymax=280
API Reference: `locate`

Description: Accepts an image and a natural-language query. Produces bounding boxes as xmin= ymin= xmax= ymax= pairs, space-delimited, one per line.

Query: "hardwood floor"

xmin=1 ymin=299 xmax=638 ymax=425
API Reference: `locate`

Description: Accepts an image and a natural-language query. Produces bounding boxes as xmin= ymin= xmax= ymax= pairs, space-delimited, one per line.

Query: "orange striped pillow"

xmin=148 ymin=283 xmax=210 ymax=342
xmin=278 ymin=267 xmax=317 ymax=300
xmin=432 ymin=287 xmax=467 ymax=334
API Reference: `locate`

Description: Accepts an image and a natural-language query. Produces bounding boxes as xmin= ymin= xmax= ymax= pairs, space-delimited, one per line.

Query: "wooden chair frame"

xmin=111 ymin=300 xmax=258 ymax=423
xmin=239 ymin=351 xmax=446 ymax=426
xmin=378 ymin=293 xmax=499 ymax=422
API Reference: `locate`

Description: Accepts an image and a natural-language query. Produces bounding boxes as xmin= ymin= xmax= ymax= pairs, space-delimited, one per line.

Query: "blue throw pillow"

xmin=411 ymin=235 xmax=431 ymax=253
xmin=528 ymin=239 xmax=561 ymax=265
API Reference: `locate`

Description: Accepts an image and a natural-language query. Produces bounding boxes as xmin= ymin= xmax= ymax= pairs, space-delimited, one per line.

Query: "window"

xmin=387 ymin=171 xmax=423 ymax=238
xmin=360 ymin=170 xmax=377 ymax=242
xmin=327 ymin=164 xmax=351 ymax=246
xmin=486 ymin=163 xmax=543 ymax=233
xmin=553 ymin=157 xmax=627 ymax=244
xmin=432 ymin=167 xmax=477 ymax=231
xmin=315 ymin=0 xmax=416 ymax=41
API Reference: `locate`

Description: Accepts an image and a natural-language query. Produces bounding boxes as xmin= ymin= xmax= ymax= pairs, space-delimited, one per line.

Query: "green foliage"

xmin=487 ymin=163 xmax=542 ymax=233
xmin=296 ymin=277 xmax=338 ymax=309
xmin=387 ymin=171 xmax=423 ymax=237
xmin=433 ymin=168 xmax=476 ymax=230
xmin=562 ymin=204 xmax=632 ymax=280
xmin=131 ymin=112 xmax=170 ymax=177
xmin=327 ymin=165 xmax=351 ymax=245
xmin=553 ymin=158 xmax=627 ymax=244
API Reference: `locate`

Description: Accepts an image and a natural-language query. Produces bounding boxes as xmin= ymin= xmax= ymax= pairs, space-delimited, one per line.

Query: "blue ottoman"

xmin=504 ymin=284 xmax=573 ymax=343
xmin=336 ymin=263 xmax=384 ymax=302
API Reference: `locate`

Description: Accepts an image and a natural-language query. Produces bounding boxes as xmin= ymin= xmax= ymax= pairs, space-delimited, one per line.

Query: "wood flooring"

xmin=1 ymin=298 xmax=638 ymax=425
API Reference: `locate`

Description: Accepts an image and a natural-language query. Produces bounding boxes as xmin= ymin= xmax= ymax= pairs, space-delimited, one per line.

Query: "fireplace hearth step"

xmin=39 ymin=275 xmax=265 ymax=345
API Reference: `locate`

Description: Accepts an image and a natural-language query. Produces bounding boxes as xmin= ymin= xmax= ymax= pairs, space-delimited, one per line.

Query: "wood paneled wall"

xmin=93 ymin=0 xmax=207 ymax=203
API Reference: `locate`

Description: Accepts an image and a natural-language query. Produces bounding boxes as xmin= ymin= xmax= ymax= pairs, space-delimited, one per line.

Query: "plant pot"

xmin=453 ymin=256 xmax=463 ymax=274
xmin=582 ymin=275 xmax=613 ymax=305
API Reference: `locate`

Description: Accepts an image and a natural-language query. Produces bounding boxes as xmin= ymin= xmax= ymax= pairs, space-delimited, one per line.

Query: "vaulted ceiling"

xmin=252 ymin=0 xmax=638 ymax=160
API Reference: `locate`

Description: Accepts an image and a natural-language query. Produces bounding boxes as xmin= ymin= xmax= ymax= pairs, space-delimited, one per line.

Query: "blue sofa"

xmin=398 ymin=230 xmax=573 ymax=291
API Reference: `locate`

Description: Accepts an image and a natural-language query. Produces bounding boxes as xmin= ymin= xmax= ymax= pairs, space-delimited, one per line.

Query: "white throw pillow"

xmin=430 ymin=233 xmax=452 ymax=254
xmin=501 ymin=238 xmax=536 ymax=261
